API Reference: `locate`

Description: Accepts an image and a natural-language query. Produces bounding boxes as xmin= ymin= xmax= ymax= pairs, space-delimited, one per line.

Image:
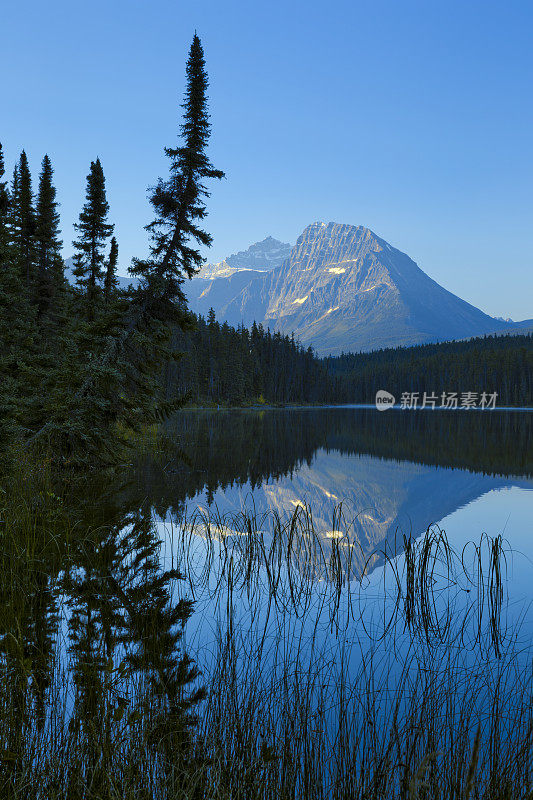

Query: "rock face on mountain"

xmin=198 ymin=236 xmax=291 ymax=280
xmin=185 ymin=222 xmax=511 ymax=355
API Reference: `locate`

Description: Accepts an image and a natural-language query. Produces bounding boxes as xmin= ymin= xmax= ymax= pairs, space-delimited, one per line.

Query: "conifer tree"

xmin=104 ymin=236 xmax=119 ymax=300
xmin=31 ymin=154 xmax=72 ymax=434
xmin=0 ymin=153 xmax=39 ymax=436
xmin=35 ymin=154 xmax=63 ymax=316
xmin=84 ymin=33 xmax=223 ymax=434
xmin=72 ymin=158 xmax=114 ymax=315
xmin=11 ymin=151 xmax=36 ymax=287
xmin=10 ymin=163 xmax=19 ymax=230
xmin=131 ymin=33 xmax=224 ymax=304
xmin=0 ymin=143 xmax=10 ymax=265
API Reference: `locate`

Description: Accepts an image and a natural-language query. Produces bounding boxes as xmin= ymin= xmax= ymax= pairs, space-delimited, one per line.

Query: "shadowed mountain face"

xmin=185 ymin=222 xmax=512 ymax=355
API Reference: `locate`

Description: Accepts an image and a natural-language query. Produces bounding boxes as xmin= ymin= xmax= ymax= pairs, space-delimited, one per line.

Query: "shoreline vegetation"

xmin=168 ymin=314 xmax=532 ymax=408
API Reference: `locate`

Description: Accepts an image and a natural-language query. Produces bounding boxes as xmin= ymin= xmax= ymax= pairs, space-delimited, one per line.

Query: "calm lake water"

xmin=154 ymin=406 xmax=533 ymax=577
xmin=20 ymin=406 xmax=533 ymax=791
xmin=144 ymin=407 xmax=533 ymax=679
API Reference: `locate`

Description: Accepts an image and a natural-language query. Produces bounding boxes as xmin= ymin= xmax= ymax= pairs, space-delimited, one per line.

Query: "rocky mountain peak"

xmin=225 ymin=236 xmax=292 ymax=270
xmin=186 ymin=221 xmax=512 ymax=355
xmin=199 ymin=235 xmax=292 ymax=280
xmin=296 ymin=221 xmax=386 ymax=253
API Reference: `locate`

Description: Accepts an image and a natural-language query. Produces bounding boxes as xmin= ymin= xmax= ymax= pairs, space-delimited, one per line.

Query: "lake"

xmin=152 ymin=407 xmax=533 ymax=580
xmin=149 ymin=404 xmax=532 ymax=620
xmin=138 ymin=406 xmax=533 ymax=793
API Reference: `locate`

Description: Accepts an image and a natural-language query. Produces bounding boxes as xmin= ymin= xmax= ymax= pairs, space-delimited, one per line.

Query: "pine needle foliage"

xmin=35 ymin=154 xmax=63 ymax=317
xmin=10 ymin=150 xmax=36 ymax=288
xmin=0 ymin=143 xmax=10 ymax=265
xmin=72 ymin=157 xmax=114 ymax=318
xmin=103 ymin=236 xmax=119 ymax=301
xmin=130 ymin=33 xmax=224 ymax=304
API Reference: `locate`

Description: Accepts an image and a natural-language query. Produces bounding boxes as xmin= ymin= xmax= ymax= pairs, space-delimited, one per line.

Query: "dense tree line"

xmin=166 ymin=309 xmax=332 ymax=404
xmin=327 ymin=334 xmax=533 ymax=407
xmin=163 ymin=313 xmax=532 ymax=407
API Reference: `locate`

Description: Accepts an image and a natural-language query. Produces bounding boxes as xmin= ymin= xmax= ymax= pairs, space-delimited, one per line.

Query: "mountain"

xmin=185 ymin=222 xmax=516 ymax=356
xmin=197 ymin=236 xmax=291 ymax=279
xmin=501 ymin=318 xmax=533 ymax=336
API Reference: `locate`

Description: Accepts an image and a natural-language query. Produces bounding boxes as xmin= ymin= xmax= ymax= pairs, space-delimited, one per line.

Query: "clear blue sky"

xmin=2 ymin=0 xmax=532 ymax=320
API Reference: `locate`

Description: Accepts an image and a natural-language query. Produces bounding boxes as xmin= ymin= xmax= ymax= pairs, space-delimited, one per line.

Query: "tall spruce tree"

xmin=104 ymin=236 xmax=119 ymax=300
xmin=0 ymin=153 xmax=40 ymax=438
xmin=119 ymin=32 xmax=225 ymax=428
xmin=32 ymin=154 xmax=71 ymax=435
xmin=10 ymin=163 xmax=19 ymax=224
xmin=131 ymin=33 xmax=224 ymax=304
xmin=72 ymin=158 xmax=114 ymax=315
xmin=0 ymin=143 xmax=10 ymax=265
xmin=35 ymin=154 xmax=63 ymax=316
xmin=11 ymin=151 xmax=36 ymax=288
xmin=84 ymin=33 xmax=223 ymax=433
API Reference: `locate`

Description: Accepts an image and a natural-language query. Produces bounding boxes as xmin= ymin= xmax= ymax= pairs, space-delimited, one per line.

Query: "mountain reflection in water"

xmin=119 ymin=408 xmax=533 ymax=580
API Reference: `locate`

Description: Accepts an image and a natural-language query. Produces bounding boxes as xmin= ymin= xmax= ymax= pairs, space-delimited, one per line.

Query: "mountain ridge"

xmin=186 ymin=221 xmax=516 ymax=355
xmin=197 ymin=236 xmax=291 ymax=280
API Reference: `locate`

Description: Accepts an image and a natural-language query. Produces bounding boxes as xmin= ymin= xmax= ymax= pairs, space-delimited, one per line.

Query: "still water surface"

xmin=147 ymin=408 xmax=533 ymax=678
xmin=42 ymin=406 xmax=533 ymax=784
xmin=156 ymin=407 xmax=533 ymax=585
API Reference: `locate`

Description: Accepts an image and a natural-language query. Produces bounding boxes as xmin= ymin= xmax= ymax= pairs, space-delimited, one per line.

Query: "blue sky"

xmin=2 ymin=0 xmax=532 ymax=320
